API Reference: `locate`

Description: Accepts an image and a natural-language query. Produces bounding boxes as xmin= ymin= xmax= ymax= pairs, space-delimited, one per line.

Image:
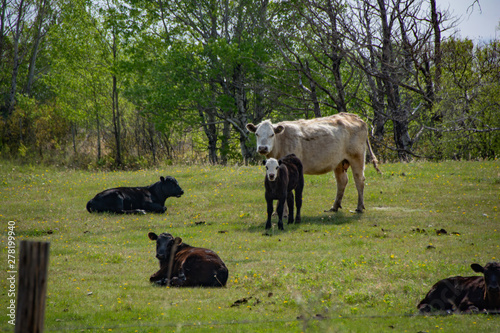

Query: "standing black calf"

xmin=264 ymin=153 xmax=304 ymax=230
xmin=86 ymin=176 xmax=183 ymax=214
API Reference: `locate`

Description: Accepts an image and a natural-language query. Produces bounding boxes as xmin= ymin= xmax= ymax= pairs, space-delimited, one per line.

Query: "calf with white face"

xmin=265 ymin=158 xmax=280 ymax=181
xmin=264 ymin=154 xmax=304 ymax=230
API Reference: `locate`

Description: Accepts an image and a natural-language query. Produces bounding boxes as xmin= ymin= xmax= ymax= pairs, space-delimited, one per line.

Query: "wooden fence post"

xmin=15 ymin=241 xmax=50 ymax=333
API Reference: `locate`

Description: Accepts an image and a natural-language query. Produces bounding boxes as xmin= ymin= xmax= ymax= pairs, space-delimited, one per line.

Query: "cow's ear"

xmin=278 ymin=159 xmax=283 ymax=165
xmin=148 ymin=232 xmax=158 ymax=241
xmin=274 ymin=125 xmax=285 ymax=134
xmin=174 ymin=237 xmax=183 ymax=246
xmin=471 ymin=263 xmax=484 ymax=273
xmin=262 ymin=159 xmax=266 ymax=166
xmin=246 ymin=123 xmax=257 ymax=133
xmin=160 ymin=176 xmax=165 ymax=182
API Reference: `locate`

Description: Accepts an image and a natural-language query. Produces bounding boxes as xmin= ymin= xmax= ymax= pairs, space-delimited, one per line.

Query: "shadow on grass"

xmin=246 ymin=211 xmax=363 ymax=235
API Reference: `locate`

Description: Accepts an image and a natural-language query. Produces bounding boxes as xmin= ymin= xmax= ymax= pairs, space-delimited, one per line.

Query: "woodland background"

xmin=1 ymin=0 xmax=499 ymax=169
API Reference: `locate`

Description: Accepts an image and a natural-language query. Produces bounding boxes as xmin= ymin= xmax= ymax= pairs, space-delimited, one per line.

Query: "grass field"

xmin=1 ymin=159 xmax=499 ymax=332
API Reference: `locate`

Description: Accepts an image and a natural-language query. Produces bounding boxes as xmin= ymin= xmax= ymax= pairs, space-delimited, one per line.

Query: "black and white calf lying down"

xmin=86 ymin=176 xmax=183 ymax=214
xmin=264 ymin=154 xmax=304 ymax=230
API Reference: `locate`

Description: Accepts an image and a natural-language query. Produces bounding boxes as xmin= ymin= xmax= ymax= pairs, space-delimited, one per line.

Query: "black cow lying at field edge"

xmin=148 ymin=232 xmax=228 ymax=287
xmin=418 ymin=262 xmax=500 ymax=313
xmin=86 ymin=176 xmax=183 ymax=214
xmin=264 ymin=153 xmax=304 ymax=230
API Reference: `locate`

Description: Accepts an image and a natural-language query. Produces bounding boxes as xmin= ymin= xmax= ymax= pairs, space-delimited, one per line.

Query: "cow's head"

xmin=148 ymin=232 xmax=182 ymax=266
xmin=246 ymin=120 xmax=285 ymax=155
xmin=159 ymin=176 xmax=184 ymax=198
xmin=265 ymin=158 xmax=281 ymax=182
xmin=471 ymin=262 xmax=500 ymax=300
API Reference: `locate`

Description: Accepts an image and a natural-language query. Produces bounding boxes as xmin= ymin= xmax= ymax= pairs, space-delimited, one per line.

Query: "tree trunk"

xmin=300 ymin=63 xmax=321 ymax=118
xmin=377 ymin=0 xmax=411 ymax=161
xmin=96 ymin=108 xmax=101 ymax=161
xmin=7 ymin=0 xmax=25 ymax=117
xmin=331 ymin=53 xmax=346 ymax=113
xmin=0 ymin=0 xmax=7 ymax=64
xmin=220 ymin=120 xmax=231 ymax=165
xmin=430 ymin=0 xmax=441 ymax=93
xmin=112 ymin=74 xmax=122 ymax=166
xmin=199 ymin=108 xmax=218 ymax=164
xmin=71 ymin=122 xmax=77 ymax=154
xmin=25 ymin=0 xmax=48 ymax=96
xmin=148 ymin=121 xmax=156 ymax=164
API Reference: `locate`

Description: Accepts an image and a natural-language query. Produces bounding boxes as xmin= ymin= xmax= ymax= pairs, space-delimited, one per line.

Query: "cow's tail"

xmin=366 ymin=138 xmax=382 ymax=174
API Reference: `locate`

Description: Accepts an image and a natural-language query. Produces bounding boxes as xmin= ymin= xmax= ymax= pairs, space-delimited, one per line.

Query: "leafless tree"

xmin=270 ymin=0 xmax=356 ymax=116
xmin=342 ymin=0 xmax=455 ymax=160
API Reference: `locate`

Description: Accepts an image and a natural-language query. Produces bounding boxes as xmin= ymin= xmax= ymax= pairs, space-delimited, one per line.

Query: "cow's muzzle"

xmin=268 ymin=174 xmax=276 ymax=181
xmin=257 ymin=146 xmax=269 ymax=155
xmin=156 ymin=254 xmax=166 ymax=260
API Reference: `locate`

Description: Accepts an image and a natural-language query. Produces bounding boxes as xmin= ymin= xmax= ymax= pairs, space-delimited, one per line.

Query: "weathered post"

xmin=15 ymin=241 xmax=50 ymax=333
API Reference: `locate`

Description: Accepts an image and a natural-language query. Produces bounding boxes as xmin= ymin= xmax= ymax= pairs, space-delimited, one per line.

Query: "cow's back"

xmin=280 ymin=154 xmax=304 ymax=192
xmin=418 ymin=276 xmax=485 ymax=312
xmin=175 ymin=248 xmax=228 ymax=287
xmin=270 ymin=113 xmax=368 ymax=175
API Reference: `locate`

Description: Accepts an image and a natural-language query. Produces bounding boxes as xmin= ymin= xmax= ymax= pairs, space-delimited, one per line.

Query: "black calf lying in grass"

xmin=148 ymin=232 xmax=228 ymax=287
xmin=418 ymin=262 xmax=500 ymax=313
xmin=264 ymin=153 xmax=304 ymax=230
xmin=86 ymin=176 xmax=183 ymax=214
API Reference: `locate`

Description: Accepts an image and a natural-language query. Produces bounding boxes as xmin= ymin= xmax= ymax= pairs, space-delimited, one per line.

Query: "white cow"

xmin=247 ymin=113 xmax=381 ymax=212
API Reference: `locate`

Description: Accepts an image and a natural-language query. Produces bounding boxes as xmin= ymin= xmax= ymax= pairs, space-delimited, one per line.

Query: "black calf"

xmin=264 ymin=154 xmax=304 ymax=230
xmin=86 ymin=176 xmax=183 ymax=214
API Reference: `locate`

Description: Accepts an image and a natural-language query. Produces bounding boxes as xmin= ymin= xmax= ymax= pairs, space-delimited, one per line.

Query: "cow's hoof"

xmin=355 ymin=208 xmax=364 ymax=213
xmin=278 ymin=222 xmax=284 ymax=230
xmin=265 ymin=222 xmax=272 ymax=230
xmin=295 ymin=217 xmax=301 ymax=224
xmin=324 ymin=207 xmax=339 ymax=212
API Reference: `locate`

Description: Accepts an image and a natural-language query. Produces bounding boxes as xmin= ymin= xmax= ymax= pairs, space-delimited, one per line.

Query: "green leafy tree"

xmin=123 ymin=0 xmax=276 ymax=164
xmin=429 ymin=38 xmax=500 ymax=159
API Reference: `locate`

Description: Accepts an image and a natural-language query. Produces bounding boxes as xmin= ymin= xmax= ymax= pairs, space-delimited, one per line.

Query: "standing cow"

xmin=264 ymin=154 xmax=304 ymax=230
xmin=86 ymin=176 xmax=183 ymax=214
xmin=247 ymin=113 xmax=381 ymax=213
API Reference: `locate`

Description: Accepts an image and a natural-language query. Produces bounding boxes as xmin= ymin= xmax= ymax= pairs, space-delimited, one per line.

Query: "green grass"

xmin=1 ymin=160 xmax=499 ymax=332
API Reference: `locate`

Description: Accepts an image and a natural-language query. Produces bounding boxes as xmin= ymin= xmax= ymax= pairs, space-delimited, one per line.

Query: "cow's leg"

xmin=170 ymin=271 xmax=187 ymax=287
xmin=276 ymin=197 xmax=286 ymax=230
xmin=273 ymin=203 xmax=288 ymax=218
xmin=350 ymin=158 xmax=366 ymax=213
xmin=266 ymin=198 xmax=274 ymax=230
xmin=295 ymin=186 xmax=303 ymax=224
xmin=287 ymin=191 xmax=294 ymax=225
xmin=327 ymin=162 xmax=348 ymax=212
xmin=150 ymin=266 xmax=169 ymax=285
xmin=95 ymin=193 xmax=128 ymax=214
xmin=123 ymin=209 xmax=147 ymax=214
xmin=105 ymin=194 xmax=146 ymax=214
xmin=143 ymin=202 xmax=167 ymax=213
